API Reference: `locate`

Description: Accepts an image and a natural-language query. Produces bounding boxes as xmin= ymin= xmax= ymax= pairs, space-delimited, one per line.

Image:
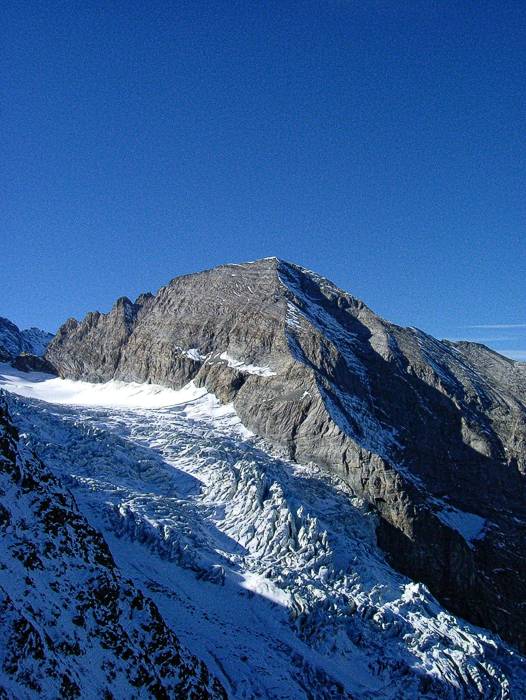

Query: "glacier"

xmin=1 ymin=364 xmax=525 ymax=699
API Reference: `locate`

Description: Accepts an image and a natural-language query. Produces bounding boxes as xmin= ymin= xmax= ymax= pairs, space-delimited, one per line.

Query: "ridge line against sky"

xmin=2 ymin=1 xmax=525 ymax=359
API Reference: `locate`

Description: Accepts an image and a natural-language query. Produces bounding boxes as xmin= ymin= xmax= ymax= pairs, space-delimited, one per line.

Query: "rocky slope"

xmin=0 ymin=317 xmax=53 ymax=362
xmin=0 ymin=392 xmax=225 ymax=699
xmin=46 ymin=258 xmax=526 ymax=651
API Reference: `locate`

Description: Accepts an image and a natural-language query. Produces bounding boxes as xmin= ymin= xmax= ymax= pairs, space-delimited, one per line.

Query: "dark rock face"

xmin=0 ymin=392 xmax=226 ymax=699
xmin=0 ymin=317 xmax=53 ymax=361
xmin=46 ymin=258 xmax=526 ymax=651
xmin=11 ymin=354 xmax=57 ymax=375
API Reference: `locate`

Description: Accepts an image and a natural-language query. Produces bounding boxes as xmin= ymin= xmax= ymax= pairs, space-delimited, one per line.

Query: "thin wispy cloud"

xmin=446 ymin=336 xmax=514 ymax=342
xmin=501 ymin=350 xmax=526 ymax=361
xmin=466 ymin=323 xmax=526 ymax=329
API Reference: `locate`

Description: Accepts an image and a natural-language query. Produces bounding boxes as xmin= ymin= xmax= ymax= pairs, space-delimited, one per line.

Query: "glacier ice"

xmin=1 ymin=366 xmax=525 ymax=699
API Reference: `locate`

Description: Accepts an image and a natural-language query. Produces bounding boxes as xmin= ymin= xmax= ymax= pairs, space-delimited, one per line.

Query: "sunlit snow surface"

xmin=1 ymin=364 xmax=525 ymax=699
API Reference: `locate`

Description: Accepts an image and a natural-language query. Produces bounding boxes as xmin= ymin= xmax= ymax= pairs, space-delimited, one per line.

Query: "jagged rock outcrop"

xmin=0 ymin=317 xmax=53 ymax=361
xmin=0 ymin=392 xmax=226 ymax=699
xmin=12 ymin=353 xmax=57 ymax=375
xmin=46 ymin=257 xmax=526 ymax=651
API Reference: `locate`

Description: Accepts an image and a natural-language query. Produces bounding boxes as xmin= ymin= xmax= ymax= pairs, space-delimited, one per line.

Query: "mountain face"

xmin=0 ymin=317 xmax=53 ymax=361
xmin=0 ymin=392 xmax=225 ymax=699
xmin=46 ymin=258 xmax=526 ymax=652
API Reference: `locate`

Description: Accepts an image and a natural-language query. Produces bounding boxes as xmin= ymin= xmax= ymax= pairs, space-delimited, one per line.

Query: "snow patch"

xmin=436 ymin=506 xmax=486 ymax=543
xmin=219 ymin=352 xmax=276 ymax=377
xmin=240 ymin=572 xmax=292 ymax=607
xmin=0 ymin=365 xmax=250 ymax=437
xmin=0 ymin=364 xmax=204 ymax=408
xmin=176 ymin=346 xmax=207 ymax=362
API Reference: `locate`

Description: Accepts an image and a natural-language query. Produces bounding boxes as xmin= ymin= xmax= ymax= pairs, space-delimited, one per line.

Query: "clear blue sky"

xmin=2 ymin=1 xmax=525 ymax=358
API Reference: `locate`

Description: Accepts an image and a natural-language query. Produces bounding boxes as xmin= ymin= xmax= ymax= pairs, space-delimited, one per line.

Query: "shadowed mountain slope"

xmin=0 ymin=317 xmax=53 ymax=362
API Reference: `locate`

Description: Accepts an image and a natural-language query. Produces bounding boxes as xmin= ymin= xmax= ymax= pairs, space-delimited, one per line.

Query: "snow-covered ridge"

xmin=20 ymin=326 xmax=54 ymax=356
xmin=1 ymin=366 xmax=525 ymax=699
xmin=0 ymin=317 xmax=53 ymax=359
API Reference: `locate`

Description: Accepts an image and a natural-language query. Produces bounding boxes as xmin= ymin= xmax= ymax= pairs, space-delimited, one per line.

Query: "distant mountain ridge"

xmin=0 ymin=317 xmax=53 ymax=361
xmin=45 ymin=258 xmax=526 ymax=651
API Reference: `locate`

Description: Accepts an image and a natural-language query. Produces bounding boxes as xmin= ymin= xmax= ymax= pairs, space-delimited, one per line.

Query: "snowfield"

xmin=1 ymin=364 xmax=525 ymax=699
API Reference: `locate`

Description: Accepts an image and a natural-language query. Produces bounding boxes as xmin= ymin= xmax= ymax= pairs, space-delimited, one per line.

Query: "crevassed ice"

xmin=1 ymin=367 xmax=524 ymax=700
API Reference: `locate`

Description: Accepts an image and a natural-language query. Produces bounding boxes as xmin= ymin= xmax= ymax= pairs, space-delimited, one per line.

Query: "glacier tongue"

xmin=2 ymin=368 xmax=526 ymax=699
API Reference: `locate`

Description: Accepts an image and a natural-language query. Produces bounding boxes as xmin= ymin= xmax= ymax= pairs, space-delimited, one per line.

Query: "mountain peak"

xmin=45 ymin=259 xmax=526 ymax=652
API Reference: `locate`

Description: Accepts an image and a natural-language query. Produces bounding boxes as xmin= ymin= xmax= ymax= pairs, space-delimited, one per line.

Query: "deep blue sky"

xmin=2 ymin=1 xmax=525 ymax=358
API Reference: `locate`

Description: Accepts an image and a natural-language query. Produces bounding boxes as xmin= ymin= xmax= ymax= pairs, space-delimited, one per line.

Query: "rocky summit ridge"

xmin=46 ymin=257 xmax=526 ymax=651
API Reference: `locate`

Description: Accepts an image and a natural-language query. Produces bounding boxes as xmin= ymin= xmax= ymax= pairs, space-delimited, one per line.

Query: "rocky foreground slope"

xmin=0 ymin=392 xmax=225 ymax=699
xmin=46 ymin=258 xmax=526 ymax=652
